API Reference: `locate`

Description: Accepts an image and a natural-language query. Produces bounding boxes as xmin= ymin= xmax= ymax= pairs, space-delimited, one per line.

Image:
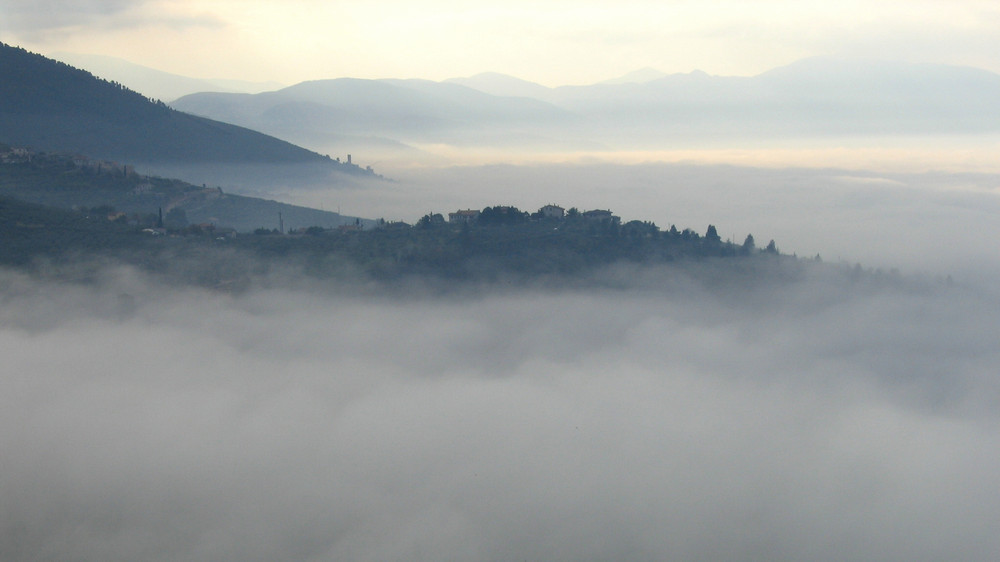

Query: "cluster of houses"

xmin=0 ymin=146 xmax=31 ymax=163
xmin=0 ymin=145 xmax=136 ymax=177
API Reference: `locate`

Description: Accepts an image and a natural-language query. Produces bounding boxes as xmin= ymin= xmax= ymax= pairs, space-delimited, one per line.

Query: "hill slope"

xmin=172 ymin=57 xmax=1000 ymax=156
xmin=0 ymin=145 xmax=365 ymax=233
xmin=171 ymin=77 xmax=583 ymax=154
xmin=0 ymin=43 xmax=348 ymax=168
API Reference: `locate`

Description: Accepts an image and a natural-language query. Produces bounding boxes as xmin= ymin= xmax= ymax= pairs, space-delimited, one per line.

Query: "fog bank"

xmin=2 ymin=264 xmax=999 ymax=560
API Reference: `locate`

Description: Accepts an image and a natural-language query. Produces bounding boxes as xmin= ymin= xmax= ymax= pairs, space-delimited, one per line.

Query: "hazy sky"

xmin=3 ymin=0 xmax=1000 ymax=85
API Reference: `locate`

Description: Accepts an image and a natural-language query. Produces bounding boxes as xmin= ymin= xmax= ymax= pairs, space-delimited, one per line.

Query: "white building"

xmin=448 ymin=209 xmax=481 ymax=223
xmin=540 ymin=204 xmax=564 ymax=219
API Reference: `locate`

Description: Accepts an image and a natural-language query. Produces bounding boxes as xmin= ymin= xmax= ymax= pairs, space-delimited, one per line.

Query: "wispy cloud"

xmin=0 ymin=0 xmax=222 ymax=40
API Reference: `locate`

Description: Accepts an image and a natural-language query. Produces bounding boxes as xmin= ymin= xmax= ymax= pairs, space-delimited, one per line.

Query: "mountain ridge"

xmin=172 ymin=76 xmax=582 ymax=155
xmin=0 ymin=43 xmax=367 ymax=174
xmin=0 ymin=143 xmax=368 ymax=233
xmin=171 ymin=56 xmax=1000 ymax=157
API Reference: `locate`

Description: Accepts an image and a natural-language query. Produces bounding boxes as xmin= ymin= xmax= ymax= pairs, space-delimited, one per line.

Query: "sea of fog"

xmin=2 ymin=258 xmax=1000 ymax=561
xmin=3 ymin=160 xmax=1000 ymax=561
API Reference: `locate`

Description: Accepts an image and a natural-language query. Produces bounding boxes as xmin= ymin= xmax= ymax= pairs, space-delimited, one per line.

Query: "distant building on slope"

xmin=448 ymin=209 xmax=481 ymax=224
xmin=582 ymin=209 xmax=617 ymax=222
xmin=539 ymin=204 xmax=565 ymax=219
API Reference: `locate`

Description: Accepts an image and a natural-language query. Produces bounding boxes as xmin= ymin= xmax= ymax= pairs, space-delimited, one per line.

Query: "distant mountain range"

xmin=444 ymin=72 xmax=557 ymax=100
xmin=38 ymin=44 xmax=1000 ymax=164
xmin=171 ymin=56 xmax=1000 ymax=156
xmin=172 ymin=77 xmax=585 ymax=155
xmin=0 ymin=43 xmax=381 ymax=189
xmin=0 ymin=44 xmax=386 ymax=231
xmin=458 ymin=57 xmax=1000 ymax=140
xmin=11 ymin=38 xmax=1000 ymax=182
xmin=597 ymin=68 xmax=671 ymax=85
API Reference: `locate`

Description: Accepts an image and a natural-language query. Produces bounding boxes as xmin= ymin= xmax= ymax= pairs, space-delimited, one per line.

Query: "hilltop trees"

xmin=704 ymin=224 xmax=721 ymax=244
xmin=622 ymin=220 xmax=659 ymax=240
xmin=478 ymin=205 xmax=529 ymax=226
xmin=0 ymin=148 xmax=789 ymax=280
xmin=417 ymin=213 xmax=445 ymax=229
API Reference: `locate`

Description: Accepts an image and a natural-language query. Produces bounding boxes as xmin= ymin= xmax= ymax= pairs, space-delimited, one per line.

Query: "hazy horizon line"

xmin=44 ymin=48 xmax=1000 ymax=92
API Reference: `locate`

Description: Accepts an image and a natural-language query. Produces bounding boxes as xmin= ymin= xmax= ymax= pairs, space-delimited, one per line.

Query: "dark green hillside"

xmin=0 ymin=154 xmax=795 ymax=286
xmin=237 ymin=208 xmax=775 ymax=282
xmin=0 ymin=145 xmax=362 ymax=232
xmin=0 ymin=175 xmax=877 ymax=295
xmin=0 ymin=146 xmax=818 ymax=290
xmin=0 ymin=195 xmax=149 ymax=265
xmin=0 ymin=43 xmax=349 ymax=167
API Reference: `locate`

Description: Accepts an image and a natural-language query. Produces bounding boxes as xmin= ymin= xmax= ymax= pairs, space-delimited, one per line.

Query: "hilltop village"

xmin=0 ymin=143 xmax=790 ymax=286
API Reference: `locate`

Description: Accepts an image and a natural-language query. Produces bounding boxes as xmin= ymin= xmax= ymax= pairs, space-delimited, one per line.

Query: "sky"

xmin=4 ymin=0 xmax=1000 ymax=86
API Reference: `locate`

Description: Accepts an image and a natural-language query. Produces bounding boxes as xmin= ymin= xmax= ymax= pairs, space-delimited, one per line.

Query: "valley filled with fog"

xmin=5 ymin=38 xmax=1000 ymax=562
xmin=2 ymin=249 xmax=999 ymax=560
xmin=5 ymin=117 xmax=1000 ymax=558
xmin=4 ymin=151 xmax=1000 ymax=560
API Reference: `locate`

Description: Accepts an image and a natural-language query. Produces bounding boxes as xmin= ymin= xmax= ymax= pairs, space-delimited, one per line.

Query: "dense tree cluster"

xmin=254 ymin=203 xmax=779 ymax=281
xmin=478 ymin=205 xmax=529 ymax=225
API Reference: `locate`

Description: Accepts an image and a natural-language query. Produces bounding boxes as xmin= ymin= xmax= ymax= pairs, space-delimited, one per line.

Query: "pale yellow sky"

xmin=4 ymin=0 xmax=1000 ymax=85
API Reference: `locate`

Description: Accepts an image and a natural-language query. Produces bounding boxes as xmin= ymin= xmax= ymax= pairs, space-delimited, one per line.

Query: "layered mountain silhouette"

xmin=444 ymin=72 xmax=555 ymax=100
xmin=0 ymin=43 xmax=352 ymax=170
xmin=541 ymin=57 xmax=1000 ymax=141
xmin=597 ymin=68 xmax=671 ymax=85
xmin=13 ymin=38 xmax=1000 ymax=170
xmin=173 ymin=56 xmax=1000 ymax=155
xmin=0 ymin=44 xmax=378 ymax=231
xmin=172 ymin=77 xmax=582 ymax=154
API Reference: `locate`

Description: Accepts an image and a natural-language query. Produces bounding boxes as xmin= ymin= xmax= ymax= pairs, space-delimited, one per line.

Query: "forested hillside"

xmin=0 ymin=145 xmax=802 ymax=288
xmin=0 ymin=43 xmax=357 ymax=169
xmin=0 ymin=145 xmax=363 ymax=232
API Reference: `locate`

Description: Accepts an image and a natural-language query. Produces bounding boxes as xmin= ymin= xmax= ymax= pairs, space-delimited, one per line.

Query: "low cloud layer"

xmin=2 ymin=262 xmax=999 ymax=561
